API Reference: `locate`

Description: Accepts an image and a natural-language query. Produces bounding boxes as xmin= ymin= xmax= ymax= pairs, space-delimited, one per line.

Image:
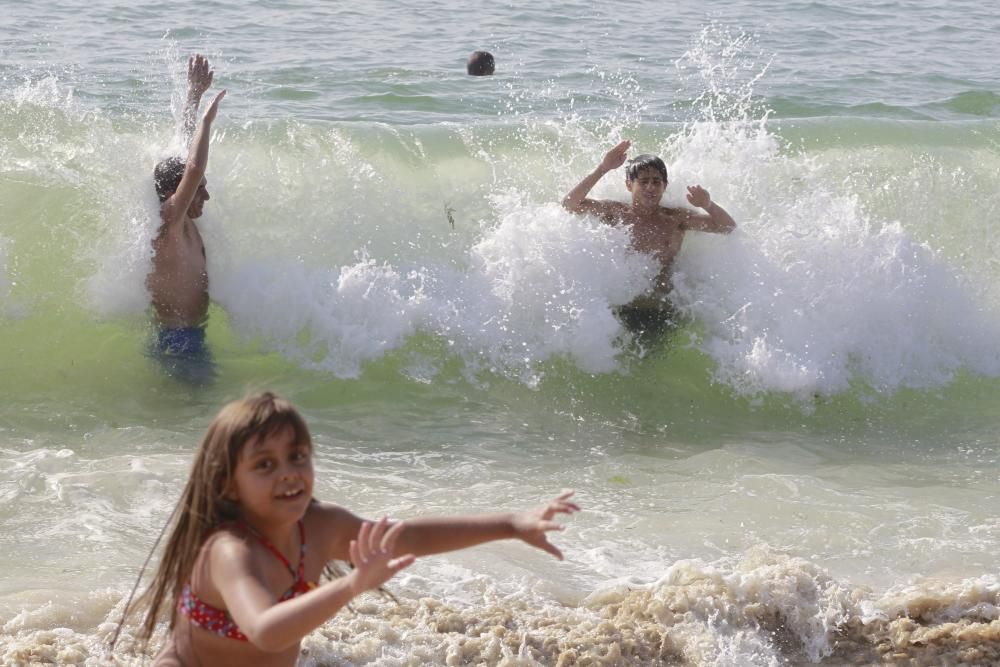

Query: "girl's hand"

xmin=686 ymin=185 xmax=712 ymax=209
xmin=347 ymin=517 xmax=415 ymax=596
xmin=511 ymin=490 xmax=580 ymax=560
xmin=599 ymin=140 xmax=631 ymax=173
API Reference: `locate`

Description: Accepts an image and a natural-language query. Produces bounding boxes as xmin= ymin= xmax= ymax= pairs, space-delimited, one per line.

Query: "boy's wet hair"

xmin=467 ymin=50 xmax=495 ymax=76
xmin=625 ymin=154 xmax=668 ymax=183
xmin=153 ymin=157 xmax=186 ymax=202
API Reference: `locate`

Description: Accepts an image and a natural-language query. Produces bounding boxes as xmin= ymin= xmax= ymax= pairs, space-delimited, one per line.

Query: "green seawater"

xmin=2 ymin=1 xmax=1000 ymax=664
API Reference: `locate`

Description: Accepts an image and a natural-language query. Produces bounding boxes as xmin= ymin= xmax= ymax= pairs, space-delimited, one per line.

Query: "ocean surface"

xmin=2 ymin=1 xmax=1000 ymax=665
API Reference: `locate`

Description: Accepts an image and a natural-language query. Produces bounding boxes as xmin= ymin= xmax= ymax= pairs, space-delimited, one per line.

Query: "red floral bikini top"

xmin=177 ymin=520 xmax=318 ymax=641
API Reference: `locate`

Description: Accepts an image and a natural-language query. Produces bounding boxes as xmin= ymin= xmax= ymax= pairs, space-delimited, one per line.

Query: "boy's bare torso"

xmin=147 ymin=214 xmax=209 ymax=328
xmin=560 ymin=140 xmax=736 ymax=313
xmin=597 ymin=201 xmax=690 ymax=295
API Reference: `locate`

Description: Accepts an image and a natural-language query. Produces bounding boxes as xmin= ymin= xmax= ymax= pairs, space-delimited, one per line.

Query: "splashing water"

xmin=4 ymin=25 xmax=998 ymax=400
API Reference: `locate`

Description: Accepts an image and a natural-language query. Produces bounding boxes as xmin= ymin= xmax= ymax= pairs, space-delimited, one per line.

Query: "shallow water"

xmin=2 ymin=1 xmax=1000 ymax=665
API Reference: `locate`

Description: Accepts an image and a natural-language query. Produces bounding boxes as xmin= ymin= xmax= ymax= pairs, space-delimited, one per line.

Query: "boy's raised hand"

xmin=511 ymin=490 xmax=580 ymax=560
xmin=202 ymin=90 xmax=226 ymax=124
xmin=348 ymin=517 xmax=416 ymax=596
xmin=686 ymin=185 xmax=712 ymax=209
xmin=599 ymin=140 xmax=631 ymax=173
xmin=188 ymin=54 xmax=214 ymax=99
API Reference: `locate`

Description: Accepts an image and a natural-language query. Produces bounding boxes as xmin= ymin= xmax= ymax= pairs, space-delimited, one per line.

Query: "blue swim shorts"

xmin=149 ymin=326 xmax=215 ymax=385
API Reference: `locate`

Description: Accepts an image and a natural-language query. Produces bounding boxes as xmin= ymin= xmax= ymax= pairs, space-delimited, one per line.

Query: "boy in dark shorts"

xmin=147 ymin=55 xmax=225 ymax=384
xmin=562 ymin=140 xmax=736 ymax=341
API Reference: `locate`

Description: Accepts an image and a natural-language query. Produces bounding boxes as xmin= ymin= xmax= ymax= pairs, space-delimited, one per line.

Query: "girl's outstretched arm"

xmin=323 ymin=490 xmax=580 ymax=561
xmin=212 ymin=519 xmax=414 ymax=653
xmin=402 ymin=489 xmax=579 ymax=559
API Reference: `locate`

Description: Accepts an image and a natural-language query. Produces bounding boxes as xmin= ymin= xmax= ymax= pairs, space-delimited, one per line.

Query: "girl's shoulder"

xmin=208 ymin=520 xmax=253 ymax=540
xmin=200 ymin=523 xmax=255 ymax=561
xmin=189 ymin=525 xmax=257 ymax=595
xmin=305 ymin=499 xmax=364 ymax=529
xmin=303 ymin=500 xmax=366 ymax=558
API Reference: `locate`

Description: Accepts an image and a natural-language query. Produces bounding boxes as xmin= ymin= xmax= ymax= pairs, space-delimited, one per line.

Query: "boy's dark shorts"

xmin=615 ymin=301 xmax=679 ymax=341
xmin=148 ymin=325 xmax=216 ymax=385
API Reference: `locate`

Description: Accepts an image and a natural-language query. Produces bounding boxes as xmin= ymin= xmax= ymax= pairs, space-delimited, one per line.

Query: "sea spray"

xmin=657 ymin=28 xmax=1000 ymax=399
xmin=2 ymin=7 xmax=1000 ymax=667
xmin=667 ymin=120 xmax=1000 ymax=398
xmin=4 ymin=549 xmax=998 ymax=666
xmin=435 ymin=193 xmax=656 ymax=379
xmin=4 ymin=26 xmax=999 ymax=401
xmin=2 ymin=75 xmax=170 ymax=319
xmin=213 ymin=197 xmax=656 ymax=381
xmin=214 ymin=254 xmax=428 ymax=378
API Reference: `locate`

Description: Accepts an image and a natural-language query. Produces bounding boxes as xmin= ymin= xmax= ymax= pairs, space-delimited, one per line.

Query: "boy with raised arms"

xmin=147 ymin=55 xmax=224 ymax=383
xmin=561 ymin=140 xmax=736 ymax=338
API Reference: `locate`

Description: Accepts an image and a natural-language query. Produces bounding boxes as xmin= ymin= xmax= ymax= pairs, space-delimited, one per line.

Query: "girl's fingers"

xmin=369 ymin=516 xmax=388 ymax=554
xmin=389 ymin=554 xmax=416 ymax=572
xmin=537 ymin=538 xmax=563 ymax=561
xmin=552 ymin=490 xmax=578 ymax=507
xmin=349 ymin=539 xmax=360 ymax=566
xmin=553 ymin=501 xmax=580 ymax=514
xmin=356 ymin=521 xmax=371 ymax=558
xmin=357 ymin=517 xmax=409 ymax=568
xmin=540 ymin=496 xmax=578 ymax=519
xmin=382 ymin=520 xmax=406 ymax=552
xmin=366 ymin=518 xmax=378 ymax=553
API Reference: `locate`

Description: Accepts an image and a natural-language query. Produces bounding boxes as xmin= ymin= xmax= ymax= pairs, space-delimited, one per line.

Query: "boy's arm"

xmin=320 ymin=491 xmax=579 ymax=562
xmin=682 ymin=185 xmax=736 ymax=234
xmin=562 ymin=140 xmax=631 ymax=219
xmin=161 ymin=90 xmax=225 ymax=224
xmin=182 ymin=55 xmax=214 ymax=143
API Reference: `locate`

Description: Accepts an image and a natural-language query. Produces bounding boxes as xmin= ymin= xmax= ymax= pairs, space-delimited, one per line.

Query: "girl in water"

xmin=116 ymin=392 xmax=578 ymax=666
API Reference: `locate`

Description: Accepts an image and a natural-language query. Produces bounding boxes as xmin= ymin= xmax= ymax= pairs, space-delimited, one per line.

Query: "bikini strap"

xmin=248 ymin=520 xmax=306 ymax=581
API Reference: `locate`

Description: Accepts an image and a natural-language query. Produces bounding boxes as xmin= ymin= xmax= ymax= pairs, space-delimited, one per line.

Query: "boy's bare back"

xmin=148 ymin=206 xmax=210 ymax=327
xmin=147 ymin=56 xmax=221 ymax=330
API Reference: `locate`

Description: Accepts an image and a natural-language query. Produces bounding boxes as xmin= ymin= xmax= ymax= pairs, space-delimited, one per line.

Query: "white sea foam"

xmin=3 ymin=16 xmax=1000 ymax=667
xmin=1 ymin=75 xmax=161 ymax=319
xmin=212 ymin=197 xmax=655 ymax=381
xmin=9 ymin=26 xmax=996 ymax=398
xmin=0 ymin=25 xmax=976 ymax=396
xmin=199 ymin=109 xmax=1000 ymax=396
xmin=667 ymin=119 xmax=1000 ymax=398
xmin=3 ymin=548 xmax=998 ymax=666
xmin=214 ymin=254 xmax=427 ymax=378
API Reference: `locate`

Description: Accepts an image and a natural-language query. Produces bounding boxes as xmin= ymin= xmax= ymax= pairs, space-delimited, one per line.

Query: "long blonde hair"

xmin=113 ymin=392 xmax=312 ymax=646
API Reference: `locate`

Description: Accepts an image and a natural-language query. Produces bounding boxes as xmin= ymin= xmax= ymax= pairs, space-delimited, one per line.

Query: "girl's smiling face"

xmin=228 ymin=425 xmax=314 ymax=524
